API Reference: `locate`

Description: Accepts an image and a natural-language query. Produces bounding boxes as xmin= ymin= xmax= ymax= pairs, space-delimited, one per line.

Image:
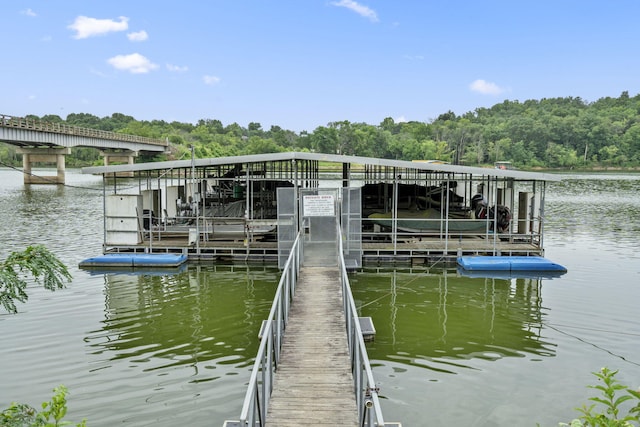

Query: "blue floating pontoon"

xmin=457 ymin=256 xmax=567 ymax=272
xmin=79 ymin=253 xmax=188 ymax=269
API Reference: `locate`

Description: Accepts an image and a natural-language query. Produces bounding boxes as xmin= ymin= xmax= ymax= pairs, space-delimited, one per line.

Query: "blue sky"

xmin=3 ymin=1 xmax=639 ymax=132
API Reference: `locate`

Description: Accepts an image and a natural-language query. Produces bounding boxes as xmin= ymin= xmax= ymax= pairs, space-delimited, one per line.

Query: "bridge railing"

xmin=0 ymin=114 xmax=167 ymax=146
xmin=338 ymin=221 xmax=386 ymax=427
xmin=234 ymin=227 xmax=303 ymax=426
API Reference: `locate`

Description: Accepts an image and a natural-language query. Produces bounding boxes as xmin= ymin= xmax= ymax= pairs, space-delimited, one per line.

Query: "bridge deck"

xmin=265 ymin=266 xmax=358 ymax=426
xmin=1 ymin=113 xmax=166 ymax=148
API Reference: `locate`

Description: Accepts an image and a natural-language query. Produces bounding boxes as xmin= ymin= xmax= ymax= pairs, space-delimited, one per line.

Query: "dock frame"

xmin=82 ymin=152 xmax=558 ymax=266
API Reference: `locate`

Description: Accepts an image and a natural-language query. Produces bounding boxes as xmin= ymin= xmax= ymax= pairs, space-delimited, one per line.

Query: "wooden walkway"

xmin=265 ymin=266 xmax=358 ymax=426
xmin=126 ymin=236 xmax=542 ymax=264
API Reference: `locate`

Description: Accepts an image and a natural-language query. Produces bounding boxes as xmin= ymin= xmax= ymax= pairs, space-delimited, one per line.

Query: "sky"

xmin=2 ymin=1 xmax=640 ymax=133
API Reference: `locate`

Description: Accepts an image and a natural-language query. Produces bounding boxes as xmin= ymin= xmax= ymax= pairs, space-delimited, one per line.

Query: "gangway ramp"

xmin=265 ymin=266 xmax=358 ymax=426
xmin=225 ymin=211 xmax=394 ymax=426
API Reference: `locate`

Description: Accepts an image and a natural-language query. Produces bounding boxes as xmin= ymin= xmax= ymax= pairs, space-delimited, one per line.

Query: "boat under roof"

xmin=82 ymin=151 xmax=560 ymax=266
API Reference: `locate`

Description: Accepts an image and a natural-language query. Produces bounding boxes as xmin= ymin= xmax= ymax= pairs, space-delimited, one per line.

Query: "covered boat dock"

xmin=81 ymin=152 xmax=560 ymax=266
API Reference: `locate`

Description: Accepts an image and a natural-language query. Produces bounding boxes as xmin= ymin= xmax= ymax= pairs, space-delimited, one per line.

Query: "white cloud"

xmin=203 ymin=75 xmax=221 ymax=85
xmin=330 ymin=0 xmax=378 ymax=22
xmin=68 ymin=16 xmax=129 ymax=39
xmin=28 ymin=94 xmax=36 ymax=100
xmin=107 ymin=53 xmax=158 ymax=74
xmin=167 ymin=64 xmax=189 ymax=72
xmin=21 ymin=8 xmax=36 ymax=17
xmin=127 ymin=30 xmax=148 ymax=42
xmin=395 ymin=115 xmax=407 ymax=123
xmin=469 ymin=79 xmax=505 ymax=95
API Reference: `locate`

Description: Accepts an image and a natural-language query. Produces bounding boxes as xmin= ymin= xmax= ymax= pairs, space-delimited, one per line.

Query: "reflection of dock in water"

xmin=86 ymin=265 xmax=280 ymax=371
xmin=353 ymin=270 xmax=555 ymax=369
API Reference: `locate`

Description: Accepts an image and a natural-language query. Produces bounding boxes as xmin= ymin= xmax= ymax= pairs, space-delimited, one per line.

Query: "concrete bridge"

xmin=0 ymin=114 xmax=168 ymax=184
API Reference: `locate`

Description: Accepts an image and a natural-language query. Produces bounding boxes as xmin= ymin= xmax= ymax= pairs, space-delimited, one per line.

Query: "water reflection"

xmin=0 ymin=169 xmax=104 ymax=262
xmin=352 ymin=269 xmax=556 ymax=373
xmin=85 ymin=265 xmax=279 ymax=379
xmin=2 ymin=170 xmax=639 ymax=426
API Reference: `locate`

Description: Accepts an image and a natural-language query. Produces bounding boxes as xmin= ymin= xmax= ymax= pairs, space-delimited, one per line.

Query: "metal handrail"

xmin=338 ymin=222 xmax=386 ymax=427
xmin=0 ymin=113 xmax=167 ymax=146
xmin=230 ymin=221 xmax=388 ymax=426
xmin=237 ymin=228 xmax=303 ymax=425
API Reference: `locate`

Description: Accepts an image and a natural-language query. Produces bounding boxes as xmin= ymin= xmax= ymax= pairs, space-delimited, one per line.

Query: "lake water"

xmin=1 ymin=168 xmax=639 ymax=426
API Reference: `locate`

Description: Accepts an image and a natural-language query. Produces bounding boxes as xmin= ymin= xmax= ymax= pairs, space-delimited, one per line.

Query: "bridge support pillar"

xmin=100 ymin=150 xmax=138 ymax=177
xmin=16 ymin=147 xmax=71 ymax=185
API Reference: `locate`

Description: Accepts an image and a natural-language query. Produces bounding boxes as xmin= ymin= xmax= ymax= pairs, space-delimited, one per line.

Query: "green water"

xmin=353 ymin=271 xmax=551 ymax=365
xmin=1 ymin=169 xmax=639 ymax=426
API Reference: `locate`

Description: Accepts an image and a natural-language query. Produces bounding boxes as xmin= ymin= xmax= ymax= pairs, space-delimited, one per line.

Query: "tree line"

xmin=2 ymin=91 xmax=640 ymax=169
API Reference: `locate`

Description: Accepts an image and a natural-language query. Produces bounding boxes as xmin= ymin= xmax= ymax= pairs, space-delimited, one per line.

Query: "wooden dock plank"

xmin=129 ymin=235 xmax=542 ymax=264
xmin=265 ymin=266 xmax=358 ymax=427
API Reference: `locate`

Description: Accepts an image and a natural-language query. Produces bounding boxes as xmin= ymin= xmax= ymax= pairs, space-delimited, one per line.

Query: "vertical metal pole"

xmin=191 ymin=145 xmax=200 ymax=254
xmin=292 ymin=159 xmax=299 ymax=235
xmin=444 ymin=178 xmax=450 ymax=255
xmin=539 ymin=181 xmax=545 ymax=252
xmin=246 ymin=162 xmax=251 ymax=219
xmin=492 ymin=176 xmax=498 ymax=254
xmin=393 ymin=169 xmax=398 ymax=255
xmin=245 ymin=162 xmax=251 ymax=259
xmin=157 ymin=177 xmax=162 ymax=239
xmin=142 ymin=171 xmax=153 ymax=253
xmin=102 ymin=174 xmax=107 ymax=252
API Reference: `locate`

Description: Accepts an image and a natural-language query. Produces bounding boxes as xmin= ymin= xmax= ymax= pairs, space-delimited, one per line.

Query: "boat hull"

xmin=368 ymin=210 xmax=489 ymax=233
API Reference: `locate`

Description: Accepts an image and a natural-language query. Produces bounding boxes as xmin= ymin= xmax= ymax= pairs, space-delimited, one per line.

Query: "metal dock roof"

xmin=82 ymin=151 xmax=561 ymax=182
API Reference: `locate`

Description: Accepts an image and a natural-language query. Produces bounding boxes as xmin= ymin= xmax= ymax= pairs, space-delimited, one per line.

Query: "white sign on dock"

xmin=303 ymin=194 xmax=335 ymax=216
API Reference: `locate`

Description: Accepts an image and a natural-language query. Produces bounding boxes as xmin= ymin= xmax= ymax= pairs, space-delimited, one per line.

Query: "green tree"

xmin=65 ymin=112 xmax=101 ymax=128
xmin=118 ymin=121 xmax=161 ymax=138
xmin=40 ymin=114 xmax=64 ymax=123
xmin=328 ymin=120 xmax=355 ymax=155
xmin=380 ymin=117 xmax=399 ymax=134
xmin=101 ymin=112 xmax=135 ymax=131
xmin=247 ymin=122 xmax=263 ymax=137
xmin=621 ymin=123 xmax=640 ymax=162
xmin=553 ymin=367 xmax=640 ymax=427
xmin=2 ymin=385 xmax=86 ymax=427
xmin=390 ymin=133 xmax=419 ymax=160
xmin=308 ymin=126 xmax=338 ymax=154
xmin=224 ymin=122 xmax=244 ymax=138
xmin=243 ymin=136 xmax=286 ymax=154
xmin=0 ymin=245 xmax=72 ymax=314
xmin=0 ymin=143 xmax=20 ymax=167
xmin=268 ymin=125 xmax=298 ymax=149
xmin=11 ymin=90 xmax=640 ymax=168
xmin=197 ymin=118 xmax=224 ymax=134
xmin=546 ymin=142 xmax=579 ymax=168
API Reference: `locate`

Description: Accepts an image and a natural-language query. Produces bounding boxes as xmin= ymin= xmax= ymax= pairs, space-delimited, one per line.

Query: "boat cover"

xmin=457 ymin=256 xmax=567 ymax=272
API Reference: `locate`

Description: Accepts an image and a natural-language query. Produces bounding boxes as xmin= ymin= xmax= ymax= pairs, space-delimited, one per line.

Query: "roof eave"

xmin=82 ymin=151 xmax=561 ymax=182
